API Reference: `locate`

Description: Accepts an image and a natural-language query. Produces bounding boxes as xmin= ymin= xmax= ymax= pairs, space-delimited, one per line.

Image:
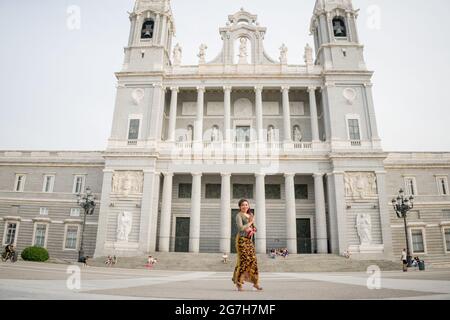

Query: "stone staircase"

xmin=89 ymin=253 xmax=402 ymax=272
xmin=417 ymin=254 xmax=450 ymax=269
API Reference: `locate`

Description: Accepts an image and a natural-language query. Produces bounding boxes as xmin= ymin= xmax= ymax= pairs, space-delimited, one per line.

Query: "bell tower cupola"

xmin=310 ymin=0 xmax=366 ymax=70
xmin=123 ymin=0 xmax=175 ymax=72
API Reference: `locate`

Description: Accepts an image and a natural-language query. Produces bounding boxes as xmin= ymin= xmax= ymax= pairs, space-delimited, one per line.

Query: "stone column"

xmin=159 ymin=172 xmax=173 ymax=252
xmin=148 ymin=172 xmax=161 ymax=252
xmin=330 ymin=172 xmax=348 ymax=255
xmin=255 ymin=173 xmax=267 ymax=254
xmin=364 ymin=83 xmax=381 ymax=141
xmin=284 ymin=173 xmax=297 ymax=254
xmin=93 ymin=169 xmax=114 ymax=258
xmin=346 ymin=13 xmax=354 ymax=42
xmin=148 ymin=84 xmax=163 ymax=142
xmin=139 ymin=170 xmax=159 ymax=253
xmin=282 ymin=86 xmax=292 ymax=143
xmin=308 ymin=86 xmax=320 ymax=142
xmin=189 ymin=172 xmax=202 ymax=253
xmin=224 ymin=87 xmax=232 ymax=143
xmin=376 ymin=171 xmax=393 ymax=259
xmin=255 ymin=86 xmax=264 ymax=143
xmin=167 ymin=87 xmax=179 ymax=142
xmin=220 ymin=173 xmax=231 ymax=253
xmin=314 ymin=173 xmax=328 ymax=253
xmin=195 ymin=87 xmax=205 ymax=144
xmin=326 ymin=173 xmax=339 ymax=254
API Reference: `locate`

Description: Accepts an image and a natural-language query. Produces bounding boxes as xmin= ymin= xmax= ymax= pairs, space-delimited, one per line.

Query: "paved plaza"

xmin=1 ymin=261 xmax=449 ymax=300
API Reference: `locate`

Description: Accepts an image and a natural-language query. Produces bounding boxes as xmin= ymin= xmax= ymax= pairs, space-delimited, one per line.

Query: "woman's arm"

xmin=236 ymin=214 xmax=253 ymax=231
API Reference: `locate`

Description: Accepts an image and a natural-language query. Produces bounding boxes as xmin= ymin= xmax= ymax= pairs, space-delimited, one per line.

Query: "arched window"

xmin=141 ymin=19 xmax=155 ymax=39
xmin=332 ymin=17 xmax=347 ymax=38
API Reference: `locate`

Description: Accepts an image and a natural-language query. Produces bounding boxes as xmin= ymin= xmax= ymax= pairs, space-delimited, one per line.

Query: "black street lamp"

xmin=76 ymin=187 xmax=96 ymax=262
xmin=392 ymin=188 xmax=414 ymax=267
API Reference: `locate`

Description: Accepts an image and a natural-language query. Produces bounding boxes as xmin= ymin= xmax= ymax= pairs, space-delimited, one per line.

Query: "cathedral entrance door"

xmin=175 ymin=217 xmax=190 ymax=252
xmin=297 ymin=218 xmax=312 ymax=254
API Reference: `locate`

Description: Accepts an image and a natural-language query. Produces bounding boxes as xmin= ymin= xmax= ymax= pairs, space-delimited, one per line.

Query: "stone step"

xmin=89 ymin=253 xmax=401 ymax=272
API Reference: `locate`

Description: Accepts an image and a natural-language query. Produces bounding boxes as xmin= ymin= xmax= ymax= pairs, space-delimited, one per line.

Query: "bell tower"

xmin=123 ymin=0 xmax=175 ymax=72
xmin=310 ymin=0 xmax=365 ymax=70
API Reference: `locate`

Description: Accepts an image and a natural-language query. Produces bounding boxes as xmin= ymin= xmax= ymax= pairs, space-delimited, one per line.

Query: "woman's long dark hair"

xmin=238 ymin=199 xmax=253 ymax=215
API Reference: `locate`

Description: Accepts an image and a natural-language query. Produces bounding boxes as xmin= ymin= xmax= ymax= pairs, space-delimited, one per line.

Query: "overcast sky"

xmin=0 ymin=0 xmax=449 ymax=152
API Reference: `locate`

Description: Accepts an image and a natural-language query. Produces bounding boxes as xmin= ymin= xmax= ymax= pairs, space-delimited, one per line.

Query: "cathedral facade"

xmin=1 ymin=0 xmax=450 ymax=264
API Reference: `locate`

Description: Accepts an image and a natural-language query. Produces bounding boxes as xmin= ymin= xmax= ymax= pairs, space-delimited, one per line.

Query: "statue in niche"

xmin=267 ymin=125 xmax=275 ymax=143
xmin=185 ymin=125 xmax=193 ymax=142
xmin=293 ymin=126 xmax=303 ymax=142
xmin=211 ymin=126 xmax=220 ymax=142
xmin=356 ymin=213 xmax=372 ymax=245
xmin=173 ymin=43 xmax=182 ymax=66
xmin=279 ymin=44 xmax=288 ymax=64
xmin=198 ymin=44 xmax=208 ymax=64
xmin=117 ymin=211 xmax=133 ymax=242
xmin=238 ymin=37 xmax=248 ymax=64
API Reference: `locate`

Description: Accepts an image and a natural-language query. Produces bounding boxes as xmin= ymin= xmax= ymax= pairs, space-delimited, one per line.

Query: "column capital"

xmin=281 ymin=86 xmax=290 ymax=92
xmin=223 ymin=86 xmax=232 ymax=92
xmin=170 ymin=86 xmax=179 ymax=92
xmin=313 ymin=173 xmax=324 ymax=179
xmin=152 ymin=83 xmax=164 ymax=89
xmin=255 ymin=172 xmax=266 ymax=177
xmin=307 ymin=86 xmax=317 ymax=93
xmin=254 ymin=85 xmax=263 ymax=93
xmin=162 ymin=172 xmax=174 ymax=177
xmin=284 ymin=173 xmax=296 ymax=178
xmin=192 ymin=172 xmax=203 ymax=177
xmin=196 ymin=86 xmax=206 ymax=93
xmin=143 ymin=169 xmax=156 ymax=174
xmin=220 ymin=172 xmax=232 ymax=177
xmin=363 ymin=82 xmax=373 ymax=88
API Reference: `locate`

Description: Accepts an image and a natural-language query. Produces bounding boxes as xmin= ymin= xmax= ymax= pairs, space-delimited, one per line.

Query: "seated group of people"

xmin=145 ymin=255 xmax=158 ymax=269
xmin=105 ymin=255 xmax=117 ymax=267
xmin=269 ymin=248 xmax=289 ymax=258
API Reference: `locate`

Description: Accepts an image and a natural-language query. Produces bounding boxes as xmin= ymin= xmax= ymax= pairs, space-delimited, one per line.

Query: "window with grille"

xmin=34 ymin=224 xmax=47 ymax=247
xmin=5 ymin=223 xmax=17 ymax=245
xmin=411 ymin=229 xmax=425 ymax=253
xmin=348 ymin=119 xmax=360 ymax=140
xmin=65 ymin=226 xmax=79 ymax=250
xmin=205 ymin=184 xmax=221 ymax=199
xmin=233 ymin=184 xmax=253 ymax=199
xmin=265 ymin=184 xmax=281 ymax=199
xmin=178 ymin=183 xmax=192 ymax=198
xmin=73 ymin=176 xmax=85 ymax=194
xmin=295 ymin=184 xmax=308 ymax=200
xmin=445 ymin=229 xmax=450 ymax=253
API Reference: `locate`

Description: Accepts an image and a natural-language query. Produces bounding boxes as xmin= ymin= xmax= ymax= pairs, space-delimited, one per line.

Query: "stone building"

xmin=1 ymin=0 xmax=449 ymax=265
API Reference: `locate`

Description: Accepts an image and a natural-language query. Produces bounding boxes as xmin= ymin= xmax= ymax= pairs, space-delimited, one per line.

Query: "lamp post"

xmin=392 ymin=188 xmax=414 ymax=267
xmin=77 ymin=187 xmax=96 ymax=262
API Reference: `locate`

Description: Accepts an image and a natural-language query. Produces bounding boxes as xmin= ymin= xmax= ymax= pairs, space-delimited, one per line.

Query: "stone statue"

xmin=279 ymin=44 xmax=288 ymax=64
xmin=238 ymin=37 xmax=248 ymax=64
xmin=355 ymin=173 xmax=366 ymax=199
xmin=368 ymin=174 xmax=378 ymax=194
xmin=117 ymin=211 xmax=132 ymax=242
xmin=198 ymin=44 xmax=208 ymax=64
xmin=356 ymin=213 xmax=372 ymax=245
xmin=186 ymin=126 xmax=193 ymax=142
xmin=267 ymin=126 xmax=275 ymax=143
xmin=293 ymin=126 xmax=303 ymax=142
xmin=211 ymin=126 xmax=219 ymax=142
xmin=304 ymin=43 xmax=313 ymax=66
xmin=173 ymin=43 xmax=182 ymax=66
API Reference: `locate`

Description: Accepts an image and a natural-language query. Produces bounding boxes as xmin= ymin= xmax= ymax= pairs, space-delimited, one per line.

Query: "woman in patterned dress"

xmin=232 ymin=199 xmax=263 ymax=291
